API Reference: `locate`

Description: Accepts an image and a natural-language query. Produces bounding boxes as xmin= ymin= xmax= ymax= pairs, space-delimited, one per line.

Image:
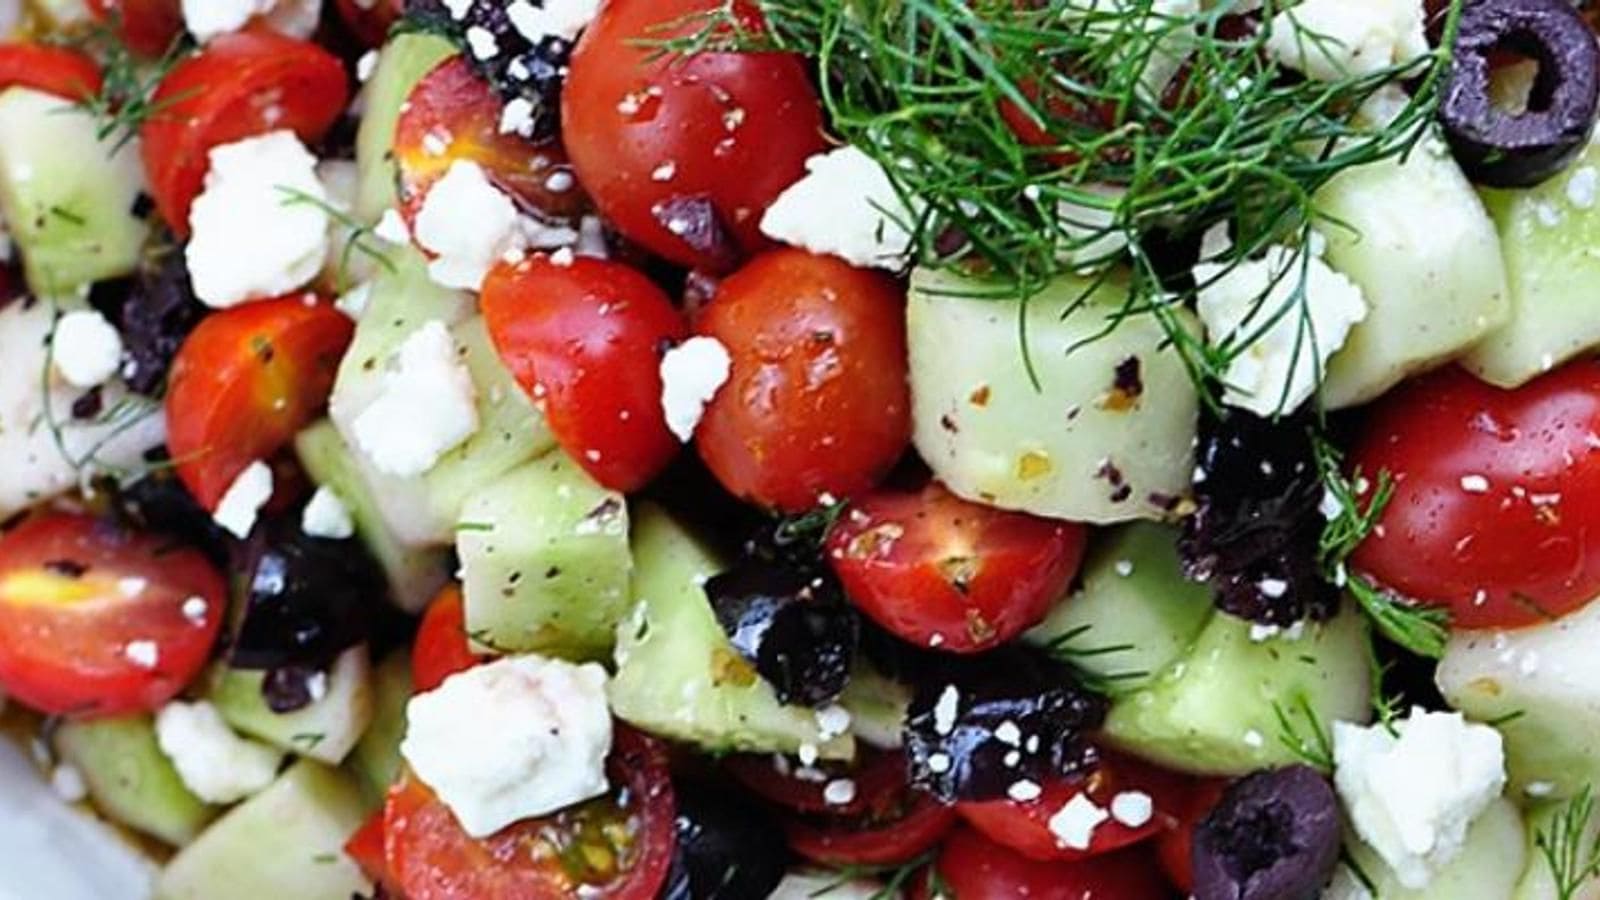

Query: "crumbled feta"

xmin=1008 ymin=780 xmax=1043 ymax=802
xmin=1265 ymin=0 xmax=1429 ymax=83
xmin=1568 ymin=166 xmax=1599 ymax=210
xmin=1110 ymin=791 xmax=1154 ymax=828
xmin=499 ymin=96 xmax=537 ymax=137
xmin=823 ymin=779 xmax=857 ymax=806
xmin=155 ymin=700 xmax=285 ymax=804
xmin=301 ymin=486 xmax=355 ymax=539
xmin=373 ymin=208 xmax=411 ymax=245
xmin=465 ymin=25 xmax=499 ymax=60
xmin=351 ymin=321 xmax=479 ymax=477
xmin=51 ymin=310 xmax=124 ymax=389
xmin=400 ymin=654 xmax=613 ymax=837
xmin=506 ymin=0 xmax=600 ymax=43
xmin=182 ymin=0 xmax=322 ymax=44
xmin=212 ymin=460 xmax=274 ymax=538
xmin=335 ymin=280 xmax=373 ymax=320
xmin=413 ymin=161 xmax=526 ymax=291
xmin=1195 ymin=242 xmax=1368 ymax=416
xmin=932 ymin=685 xmax=960 ymax=736
xmin=186 ymin=131 xmax=331 ymax=308
xmin=658 ymin=336 xmax=732 ymax=442
xmin=50 ymin=763 xmax=87 ymax=802
xmin=356 ymin=50 xmax=379 ymax=83
xmin=760 ymin=146 xmax=917 ymax=270
xmin=181 ymin=595 xmax=209 ymax=624
xmin=1055 ymin=184 xmax=1130 ymax=270
xmin=1332 ymin=709 xmax=1505 ymax=890
xmin=1048 ymin=792 xmax=1110 ymax=850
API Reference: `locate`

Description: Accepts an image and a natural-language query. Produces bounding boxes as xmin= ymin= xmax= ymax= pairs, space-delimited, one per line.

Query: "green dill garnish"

xmin=1484 ymin=709 xmax=1527 ymax=728
xmin=1366 ymin=651 xmax=1401 ymax=735
xmin=1536 ymin=785 xmax=1600 ymax=900
xmin=810 ymin=853 xmax=936 ymax=899
xmin=74 ymin=27 xmax=194 ymax=153
xmin=290 ymin=732 xmax=327 ymax=751
xmin=38 ymin=299 xmax=166 ymax=483
xmin=276 ymin=186 xmax=397 ymax=292
xmin=455 ymin=521 xmax=497 ymax=533
xmin=1040 ymin=622 xmax=1150 ymax=696
xmin=47 ymin=205 xmax=86 ymax=227
xmin=1273 ymin=690 xmax=1334 ymax=771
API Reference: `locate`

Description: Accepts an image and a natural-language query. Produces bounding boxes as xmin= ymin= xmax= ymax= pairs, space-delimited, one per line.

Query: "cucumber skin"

xmin=53 ymin=714 xmax=216 ymax=847
xmin=354 ymin=33 xmax=458 ymax=223
xmin=206 ymin=646 xmax=375 ymax=766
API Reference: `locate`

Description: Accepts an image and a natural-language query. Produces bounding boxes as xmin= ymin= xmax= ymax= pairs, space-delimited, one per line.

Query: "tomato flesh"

xmin=725 ymin=747 xmax=906 ymax=819
xmin=85 ymin=0 xmax=183 ymax=57
xmin=779 ymin=747 xmax=958 ymax=867
xmin=334 ymin=0 xmax=402 ymax=47
xmin=931 ymin=827 xmax=1171 ymax=900
xmin=0 ymin=43 xmax=103 ymax=100
xmin=345 ymin=810 xmax=392 ymax=888
xmin=1155 ymin=778 xmax=1228 ymax=894
xmin=412 ymin=584 xmax=483 ymax=694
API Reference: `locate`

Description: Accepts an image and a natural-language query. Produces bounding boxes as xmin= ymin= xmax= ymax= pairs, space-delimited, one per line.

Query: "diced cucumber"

xmin=345 ymin=650 xmax=412 ymax=811
xmin=295 ymin=420 xmax=451 ymax=613
xmin=1436 ymin=597 xmax=1600 ymax=800
xmin=1101 ymin=604 xmax=1371 ymax=775
xmin=907 ymin=267 xmax=1199 ymax=524
xmin=1465 ymin=142 xmax=1600 ymax=387
xmin=0 ymin=87 xmax=149 ymax=294
xmin=53 ymin=714 xmax=216 ymax=847
xmin=206 ymin=646 xmax=375 ymax=765
xmin=1328 ymin=799 xmax=1526 ymax=900
xmin=354 ymin=34 xmax=457 ymax=222
xmin=1313 ymin=139 xmax=1509 ymax=408
xmin=838 ymin=664 xmax=911 ymax=750
xmin=1514 ymin=797 xmax=1600 ymax=900
xmin=609 ymin=504 xmax=854 ymax=760
xmin=457 ymin=452 xmax=632 ymax=661
xmin=1025 ymin=522 xmax=1213 ymax=695
xmin=153 ymin=761 xmax=371 ymax=900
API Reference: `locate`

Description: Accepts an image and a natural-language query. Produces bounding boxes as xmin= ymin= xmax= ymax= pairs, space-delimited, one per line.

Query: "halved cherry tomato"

xmin=344 ymin=810 xmax=392 ymax=888
xmin=85 ymin=0 xmax=183 ymax=57
xmin=780 ymin=747 xmax=958 ymax=868
xmin=384 ymin=726 xmax=677 ymax=900
xmin=1154 ymin=778 xmax=1227 ymax=894
xmin=695 ymin=249 xmax=911 ymax=512
xmin=562 ymin=0 xmax=827 ymax=271
xmin=1352 ymin=362 xmax=1600 ymax=629
xmin=412 ymin=584 xmax=483 ymax=693
xmin=0 ymin=513 xmax=226 ymax=717
xmin=393 ymin=57 xmax=583 ymax=232
xmin=929 ymin=827 xmax=1171 ymax=900
xmin=826 ymin=481 xmax=1087 ymax=652
xmin=957 ymin=753 xmax=1188 ymax=862
xmin=140 ymin=31 xmax=348 ymax=233
xmin=334 ymin=0 xmax=403 ymax=47
xmin=724 ymin=746 xmax=905 ymax=819
xmin=0 ymin=43 xmax=103 ymax=100
xmin=481 ymin=255 xmax=687 ymax=492
xmin=165 ymin=294 xmax=353 ymax=511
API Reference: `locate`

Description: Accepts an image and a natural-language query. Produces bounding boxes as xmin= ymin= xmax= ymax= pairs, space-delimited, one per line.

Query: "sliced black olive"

xmin=705 ymin=560 xmax=860 ymax=707
xmin=1192 ymin=766 xmax=1342 ymax=900
xmin=112 ymin=456 xmax=230 ymax=566
xmin=902 ymin=649 xmax=1106 ymax=803
xmin=659 ymin=790 xmax=790 ymax=900
xmin=95 ymin=248 xmax=208 ymax=397
xmin=1440 ymin=0 xmax=1600 ymax=188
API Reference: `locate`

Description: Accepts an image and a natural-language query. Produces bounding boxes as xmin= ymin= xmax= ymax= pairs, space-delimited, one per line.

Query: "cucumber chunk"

xmin=907 ymin=267 xmax=1199 ymax=524
xmin=354 ymin=33 xmax=457 ymax=222
xmin=53 ymin=714 xmax=216 ymax=847
xmin=609 ymin=504 xmax=854 ymax=760
xmin=1328 ymin=799 xmax=1526 ymax=900
xmin=346 ymin=650 xmax=412 ymax=810
xmin=457 ymin=451 xmax=633 ymax=661
xmin=1025 ymin=522 xmax=1213 ymax=695
xmin=153 ymin=761 xmax=371 ymax=900
xmin=206 ymin=646 xmax=375 ymax=765
xmin=1101 ymin=604 xmax=1371 ymax=775
xmin=0 ymin=87 xmax=149 ymax=294
xmin=838 ymin=664 xmax=911 ymax=750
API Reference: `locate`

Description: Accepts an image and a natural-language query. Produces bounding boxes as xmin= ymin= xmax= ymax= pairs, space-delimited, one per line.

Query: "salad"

xmin=4 ymin=0 xmax=1600 ymax=897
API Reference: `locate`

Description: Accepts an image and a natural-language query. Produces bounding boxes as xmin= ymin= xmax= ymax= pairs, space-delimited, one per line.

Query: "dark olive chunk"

xmin=1192 ymin=766 xmax=1342 ymax=900
xmin=658 ymin=790 xmax=789 ymax=900
xmin=705 ymin=560 xmax=860 ymax=707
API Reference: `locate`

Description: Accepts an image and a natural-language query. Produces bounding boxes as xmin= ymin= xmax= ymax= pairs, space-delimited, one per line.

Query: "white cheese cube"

xmin=212 ymin=459 xmax=274 ymax=539
xmin=349 ymin=320 xmax=479 ymax=477
xmin=51 ymin=310 xmax=124 ymax=389
xmin=154 ymin=700 xmax=285 ymax=804
xmin=761 ymin=146 xmax=917 ymax=271
xmin=413 ymin=160 xmax=526 ymax=291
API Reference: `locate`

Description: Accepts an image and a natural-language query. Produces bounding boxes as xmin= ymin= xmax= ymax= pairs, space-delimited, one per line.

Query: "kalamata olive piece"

xmin=706 ymin=560 xmax=860 ymax=707
xmin=1439 ymin=0 xmax=1600 ymax=188
xmin=1192 ymin=766 xmax=1342 ymax=900
xmin=659 ymin=790 xmax=790 ymax=900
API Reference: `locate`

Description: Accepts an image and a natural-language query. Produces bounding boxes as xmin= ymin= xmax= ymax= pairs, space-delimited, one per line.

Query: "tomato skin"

xmin=785 ymin=795 xmax=958 ymax=868
xmin=344 ymin=810 xmax=392 ymax=888
xmin=85 ymin=0 xmax=183 ymax=57
xmin=334 ymin=0 xmax=402 ymax=47
xmin=0 ymin=43 xmax=103 ymax=100
xmin=412 ymin=584 xmax=482 ymax=694
xmin=140 ymin=32 xmax=348 ymax=233
xmin=1154 ymin=779 xmax=1227 ymax=894
xmin=933 ymin=827 xmax=1171 ymax=900
xmin=695 ymin=249 xmax=911 ymax=512
xmin=384 ymin=727 xmax=677 ymax=900
xmin=826 ymin=482 xmax=1086 ymax=652
xmin=0 ymin=513 xmax=226 ymax=717
xmin=1351 ymin=362 xmax=1600 ymax=629
xmin=725 ymin=747 xmax=906 ymax=819
xmin=481 ymin=255 xmax=687 ymax=492
xmin=562 ymin=0 xmax=827 ymax=271
xmin=166 ymin=294 xmax=354 ymax=511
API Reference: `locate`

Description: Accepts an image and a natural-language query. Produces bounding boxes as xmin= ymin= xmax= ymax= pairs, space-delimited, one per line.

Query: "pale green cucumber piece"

xmin=907 ymin=266 xmax=1199 ymax=524
xmin=206 ymin=646 xmax=375 ymax=765
xmin=609 ymin=504 xmax=854 ymax=760
xmin=346 ymin=650 xmax=412 ymax=810
xmin=838 ymin=665 xmax=911 ymax=750
xmin=1101 ymin=604 xmax=1371 ymax=775
xmin=354 ymin=34 xmax=458 ymax=222
xmin=1328 ymin=799 xmax=1526 ymax=900
xmin=53 ymin=714 xmax=216 ymax=846
xmin=153 ymin=761 xmax=371 ymax=900
xmin=1025 ymin=522 xmax=1213 ymax=695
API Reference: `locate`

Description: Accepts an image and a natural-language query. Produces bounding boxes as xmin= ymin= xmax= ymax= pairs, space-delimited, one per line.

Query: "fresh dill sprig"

xmin=276 ymin=186 xmax=397 ymax=292
xmin=812 ymin=852 xmax=936 ymax=899
xmin=1366 ymin=650 xmax=1400 ymax=735
xmin=39 ymin=298 xmax=165 ymax=483
xmin=1273 ymin=690 xmax=1334 ymax=771
xmin=74 ymin=26 xmax=194 ymax=153
xmin=1040 ymin=622 xmax=1150 ymax=696
xmin=1537 ymin=785 xmax=1600 ymax=900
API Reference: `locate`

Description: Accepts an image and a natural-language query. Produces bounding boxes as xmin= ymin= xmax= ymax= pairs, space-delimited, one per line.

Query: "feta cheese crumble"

xmin=51 ymin=310 xmax=124 ymax=389
xmin=1264 ymin=0 xmax=1429 ymax=83
xmin=1048 ymin=792 xmax=1110 ymax=850
xmin=212 ymin=460 xmax=274 ymax=539
xmin=506 ymin=0 xmax=600 ymax=43
xmin=351 ymin=321 xmax=479 ymax=477
xmin=301 ymin=486 xmax=355 ymax=540
xmin=760 ymin=146 xmax=916 ymax=270
xmin=1332 ymin=709 xmax=1505 ymax=890
xmin=186 ymin=131 xmax=331 ymax=308
xmin=182 ymin=0 xmax=323 ymax=42
xmin=155 ymin=700 xmax=285 ymax=804
xmin=1110 ymin=790 xmax=1154 ymax=828
xmin=400 ymin=654 xmax=613 ymax=837
xmin=413 ymin=160 xmax=526 ymax=291
xmin=658 ymin=336 xmax=732 ymax=442
xmin=50 ymin=763 xmax=87 ymax=803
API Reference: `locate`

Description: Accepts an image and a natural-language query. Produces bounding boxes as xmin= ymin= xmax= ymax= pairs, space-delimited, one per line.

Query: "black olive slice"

xmin=1192 ymin=766 xmax=1342 ymax=900
xmin=706 ymin=560 xmax=860 ymax=707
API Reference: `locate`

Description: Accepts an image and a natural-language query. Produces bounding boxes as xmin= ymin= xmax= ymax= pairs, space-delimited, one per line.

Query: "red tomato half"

xmin=384 ymin=726 xmax=676 ymax=900
xmin=0 ymin=43 xmax=103 ymax=100
xmin=930 ymin=827 xmax=1171 ymax=900
xmin=1352 ymin=362 xmax=1600 ymax=629
xmin=562 ymin=0 xmax=827 ymax=271
xmin=827 ymin=482 xmax=1087 ymax=652
xmin=0 ymin=513 xmax=225 ymax=717
xmin=696 ymin=249 xmax=911 ymax=512
xmin=85 ymin=0 xmax=183 ymax=57
xmin=780 ymin=747 xmax=958 ymax=868
xmin=140 ymin=31 xmax=347 ymax=233
xmin=481 ymin=255 xmax=687 ymax=492
xmin=345 ymin=810 xmax=392 ymax=888
xmin=412 ymin=584 xmax=483 ymax=693
xmin=166 ymin=294 xmax=353 ymax=511
xmin=725 ymin=746 xmax=906 ymax=819
xmin=1154 ymin=778 xmax=1227 ymax=894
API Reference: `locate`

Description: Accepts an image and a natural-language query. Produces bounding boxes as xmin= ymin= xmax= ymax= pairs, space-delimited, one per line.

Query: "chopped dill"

xmin=1537 ymin=785 xmax=1600 ymax=900
xmin=1272 ymin=690 xmax=1334 ymax=771
xmin=1041 ymin=622 xmax=1150 ymax=696
xmin=74 ymin=26 xmax=195 ymax=153
xmin=276 ymin=185 xmax=397 ymax=292
xmin=811 ymin=853 xmax=936 ymax=899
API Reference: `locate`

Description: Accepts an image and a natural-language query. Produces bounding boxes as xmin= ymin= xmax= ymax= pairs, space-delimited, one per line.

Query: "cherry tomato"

xmin=0 ymin=43 xmax=103 ymax=100
xmin=930 ymin=827 xmax=1171 ymax=900
xmin=826 ymin=481 xmax=1086 ymax=652
xmin=695 ymin=249 xmax=911 ymax=512
xmin=480 ymin=255 xmax=686 ymax=492
xmin=724 ymin=746 xmax=906 ymax=819
xmin=165 ymin=294 xmax=353 ymax=511
xmin=0 ymin=513 xmax=225 ymax=717
xmin=1154 ymin=779 xmax=1227 ymax=894
xmin=85 ymin=0 xmax=183 ymax=57
xmin=334 ymin=0 xmax=402 ymax=47
xmin=384 ymin=726 xmax=677 ymax=900
xmin=780 ymin=747 xmax=958 ymax=868
xmin=412 ymin=584 xmax=483 ymax=694
xmin=344 ymin=810 xmax=392 ymax=888
xmin=562 ymin=0 xmax=827 ymax=271
xmin=1351 ymin=362 xmax=1600 ymax=629
xmin=140 ymin=31 xmax=348 ymax=233
xmin=957 ymin=753 xmax=1188 ymax=862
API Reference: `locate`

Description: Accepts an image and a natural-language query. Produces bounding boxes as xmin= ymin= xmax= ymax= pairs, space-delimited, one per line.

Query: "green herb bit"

xmin=74 ymin=27 xmax=195 ymax=154
xmin=276 ymin=185 xmax=397 ymax=292
xmin=1273 ymin=690 xmax=1334 ymax=771
xmin=1537 ymin=785 xmax=1600 ymax=900
xmin=1041 ymin=623 xmax=1148 ymax=695
xmin=812 ymin=852 xmax=936 ymax=899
